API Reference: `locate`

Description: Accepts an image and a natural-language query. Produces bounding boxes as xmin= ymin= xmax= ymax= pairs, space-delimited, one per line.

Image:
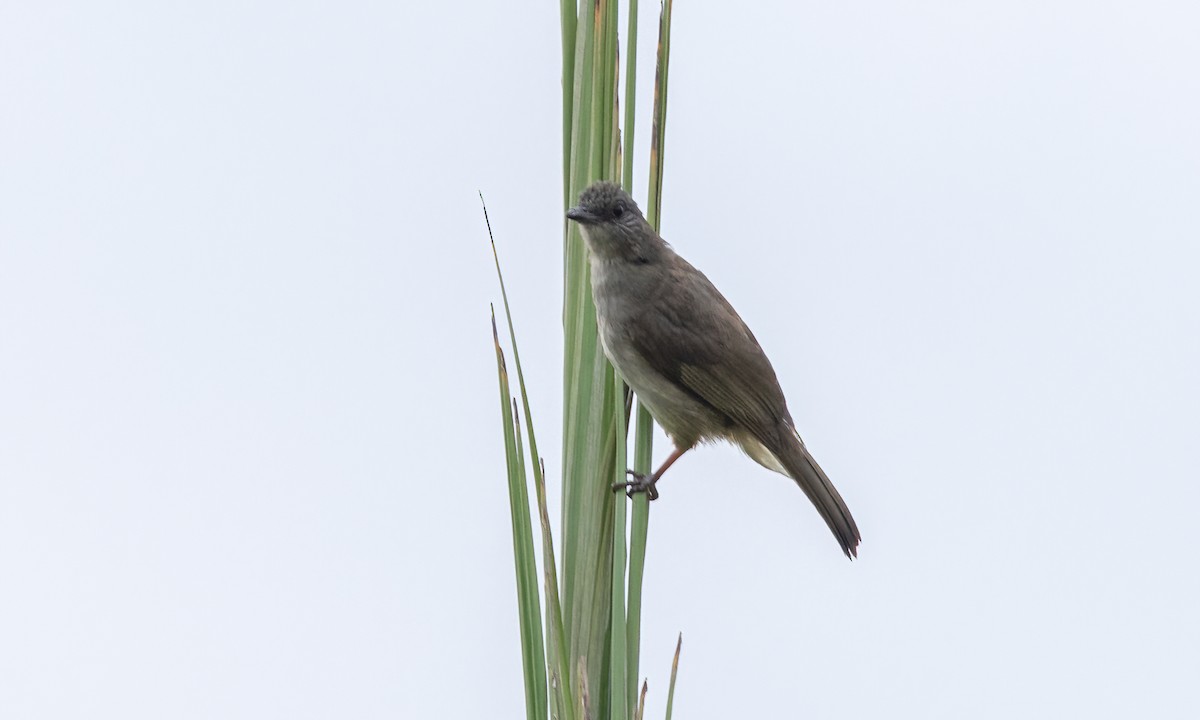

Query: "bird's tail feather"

xmin=774 ymin=432 xmax=861 ymax=559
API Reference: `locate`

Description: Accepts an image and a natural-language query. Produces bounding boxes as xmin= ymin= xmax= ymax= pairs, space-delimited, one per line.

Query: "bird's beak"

xmin=566 ymin=206 xmax=596 ymax=224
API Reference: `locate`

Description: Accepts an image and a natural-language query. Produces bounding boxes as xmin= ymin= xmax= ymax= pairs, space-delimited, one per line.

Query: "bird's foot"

xmin=611 ymin=470 xmax=659 ymax=501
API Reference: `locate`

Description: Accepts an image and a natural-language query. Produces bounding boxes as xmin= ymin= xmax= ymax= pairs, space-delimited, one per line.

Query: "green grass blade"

xmin=605 ymin=0 xmax=622 ymax=176
xmin=608 ymin=370 xmax=630 ymax=720
xmin=664 ymin=633 xmax=682 ymax=720
xmin=624 ymin=404 xmax=652 ymax=708
xmin=562 ymin=1 xmax=625 ymax=716
xmin=485 ymin=199 xmax=577 ymax=720
xmin=621 ymin=0 xmax=639 ymax=193
xmin=628 ymin=0 xmax=674 ymax=706
xmin=536 ymin=456 xmax=576 ymax=720
xmin=560 ymin=2 xmax=679 ymax=718
xmin=560 ymin=0 xmax=577 ymax=208
xmin=483 ymin=195 xmax=548 ymax=477
xmin=491 ymin=1 xmax=683 ymax=716
xmin=566 ymin=358 xmax=617 ymax=720
xmin=512 ymin=398 xmax=550 ymax=720
xmin=646 ymin=0 xmax=673 ymax=227
xmin=492 ymin=310 xmax=549 ymax=720
xmin=562 ymin=0 xmax=598 ymax=593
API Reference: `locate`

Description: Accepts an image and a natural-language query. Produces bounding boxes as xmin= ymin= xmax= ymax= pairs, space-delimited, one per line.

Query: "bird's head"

xmin=566 ymin=181 xmax=662 ymax=263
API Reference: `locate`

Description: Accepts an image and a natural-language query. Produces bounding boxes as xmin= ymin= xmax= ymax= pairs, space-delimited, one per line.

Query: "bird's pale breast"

xmin=591 ymin=260 xmax=724 ymax=448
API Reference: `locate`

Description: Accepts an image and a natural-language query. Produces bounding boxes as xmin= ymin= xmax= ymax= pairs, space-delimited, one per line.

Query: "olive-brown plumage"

xmin=566 ymin=181 xmax=861 ymax=558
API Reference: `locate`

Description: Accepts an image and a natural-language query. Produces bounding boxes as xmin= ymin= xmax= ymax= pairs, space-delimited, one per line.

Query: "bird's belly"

xmin=597 ymin=319 xmax=721 ymax=447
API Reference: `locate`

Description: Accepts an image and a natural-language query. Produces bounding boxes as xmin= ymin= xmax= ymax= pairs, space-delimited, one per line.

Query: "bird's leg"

xmin=612 ymin=445 xmax=689 ymax=501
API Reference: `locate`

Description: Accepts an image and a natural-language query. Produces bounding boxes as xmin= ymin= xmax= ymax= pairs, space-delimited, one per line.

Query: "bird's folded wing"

xmin=678 ymin=363 xmax=782 ymax=443
xmin=627 ymin=258 xmax=790 ymax=442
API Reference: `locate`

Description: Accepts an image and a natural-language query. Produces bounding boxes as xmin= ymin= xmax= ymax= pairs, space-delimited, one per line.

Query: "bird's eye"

xmin=613 ymin=205 xmax=625 ymax=218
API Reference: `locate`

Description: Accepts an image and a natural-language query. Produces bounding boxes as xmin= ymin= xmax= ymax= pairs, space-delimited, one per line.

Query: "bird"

xmin=566 ymin=180 xmax=861 ymax=558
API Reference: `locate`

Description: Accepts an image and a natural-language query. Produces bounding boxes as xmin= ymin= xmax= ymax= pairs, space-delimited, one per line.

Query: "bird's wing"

xmin=626 ymin=256 xmax=862 ymax=558
xmin=626 ymin=257 xmax=791 ymax=441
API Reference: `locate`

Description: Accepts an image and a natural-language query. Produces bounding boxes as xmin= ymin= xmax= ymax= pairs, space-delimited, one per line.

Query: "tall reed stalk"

xmin=490 ymin=2 xmax=676 ymax=718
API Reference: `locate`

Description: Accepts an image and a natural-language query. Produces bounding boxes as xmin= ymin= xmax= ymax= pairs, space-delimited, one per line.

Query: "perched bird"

xmin=566 ymin=181 xmax=861 ymax=558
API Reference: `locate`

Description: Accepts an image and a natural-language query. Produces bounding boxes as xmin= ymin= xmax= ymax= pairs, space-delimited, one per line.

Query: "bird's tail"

xmin=773 ymin=430 xmax=861 ymax=559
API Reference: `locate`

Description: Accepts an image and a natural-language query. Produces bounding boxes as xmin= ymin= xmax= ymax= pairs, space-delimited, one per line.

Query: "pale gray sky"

xmin=2 ymin=2 xmax=1197 ymax=718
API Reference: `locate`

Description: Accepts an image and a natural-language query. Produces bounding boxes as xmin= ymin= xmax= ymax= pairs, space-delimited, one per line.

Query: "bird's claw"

xmin=611 ymin=470 xmax=659 ymax=501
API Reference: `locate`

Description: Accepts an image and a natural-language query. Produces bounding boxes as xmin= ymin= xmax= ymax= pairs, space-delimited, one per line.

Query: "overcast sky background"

xmin=2 ymin=2 xmax=1198 ymax=718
